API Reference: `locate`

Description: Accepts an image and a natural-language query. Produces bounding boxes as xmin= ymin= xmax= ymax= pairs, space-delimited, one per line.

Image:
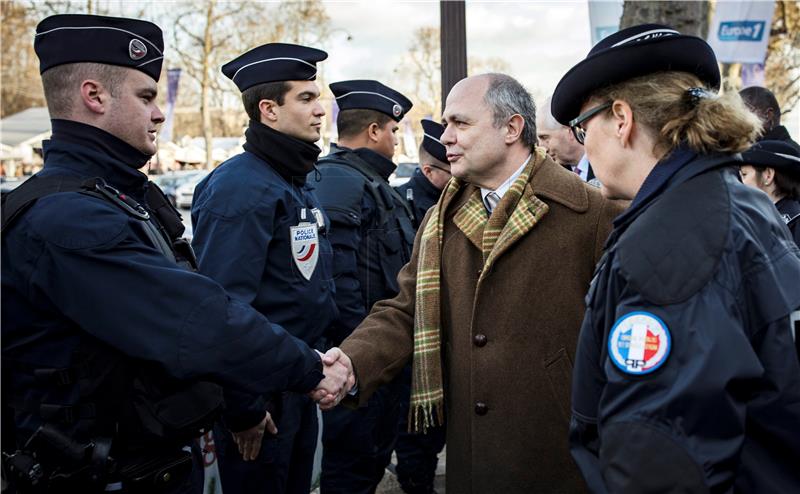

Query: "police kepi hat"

xmin=551 ymin=24 xmax=721 ymax=125
xmin=35 ymin=14 xmax=164 ymax=81
xmin=742 ymin=140 xmax=800 ymax=179
xmin=421 ymin=119 xmax=448 ymax=165
xmin=222 ymin=43 xmax=328 ymax=92
xmin=330 ymin=80 xmax=413 ymax=122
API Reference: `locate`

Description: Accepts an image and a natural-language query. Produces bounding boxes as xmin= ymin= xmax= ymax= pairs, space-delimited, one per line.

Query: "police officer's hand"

xmin=231 ymin=412 xmax=277 ymax=461
xmin=310 ymin=348 xmax=355 ymax=409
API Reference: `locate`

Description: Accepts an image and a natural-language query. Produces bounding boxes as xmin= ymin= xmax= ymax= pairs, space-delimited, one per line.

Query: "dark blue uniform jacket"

xmin=776 ymin=197 xmax=800 ymax=247
xmin=192 ymin=150 xmax=338 ymax=428
xmin=1 ymin=125 xmax=323 ymax=444
xmin=192 ymin=151 xmax=337 ymax=346
xmin=395 ymin=168 xmax=441 ymax=229
xmin=311 ymin=144 xmax=415 ymax=343
xmin=571 ymin=149 xmax=800 ymax=493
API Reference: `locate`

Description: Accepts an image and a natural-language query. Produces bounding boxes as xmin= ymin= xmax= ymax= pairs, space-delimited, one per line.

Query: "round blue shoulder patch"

xmin=607 ymin=311 xmax=671 ymax=375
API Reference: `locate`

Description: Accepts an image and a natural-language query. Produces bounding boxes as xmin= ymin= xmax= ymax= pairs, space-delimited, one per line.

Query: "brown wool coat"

xmin=340 ymin=154 xmax=626 ymax=493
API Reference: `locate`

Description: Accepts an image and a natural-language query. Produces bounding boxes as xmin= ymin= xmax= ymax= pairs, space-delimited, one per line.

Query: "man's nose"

xmin=152 ymin=105 xmax=165 ymax=124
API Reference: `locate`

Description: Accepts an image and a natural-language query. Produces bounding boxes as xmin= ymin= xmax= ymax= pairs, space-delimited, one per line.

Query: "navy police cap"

xmin=421 ymin=119 xmax=448 ymax=165
xmin=330 ymin=80 xmax=413 ymax=122
xmin=35 ymin=14 xmax=164 ymax=81
xmin=222 ymin=43 xmax=328 ymax=92
xmin=552 ymin=24 xmax=720 ymax=125
xmin=742 ymin=140 xmax=800 ymax=179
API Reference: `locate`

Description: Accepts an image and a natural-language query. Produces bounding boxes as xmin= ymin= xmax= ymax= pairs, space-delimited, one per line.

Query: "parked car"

xmin=150 ymin=170 xmax=205 ymax=206
xmin=175 ymin=172 xmax=208 ymax=209
xmin=389 ymin=162 xmax=418 ymax=187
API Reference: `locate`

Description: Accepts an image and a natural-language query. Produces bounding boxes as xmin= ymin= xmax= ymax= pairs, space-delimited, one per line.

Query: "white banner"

xmin=708 ymin=0 xmax=775 ymax=64
xmin=588 ymin=0 xmax=623 ymax=46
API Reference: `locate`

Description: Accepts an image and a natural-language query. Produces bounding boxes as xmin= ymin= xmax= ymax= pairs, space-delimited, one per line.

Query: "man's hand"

xmin=231 ymin=412 xmax=277 ymax=461
xmin=309 ymin=348 xmax=355 ymax=410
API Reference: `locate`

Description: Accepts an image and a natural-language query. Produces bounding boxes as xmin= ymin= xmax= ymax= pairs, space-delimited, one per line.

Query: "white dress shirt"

xmin=480 ymin=154 xmax=531 ymax=213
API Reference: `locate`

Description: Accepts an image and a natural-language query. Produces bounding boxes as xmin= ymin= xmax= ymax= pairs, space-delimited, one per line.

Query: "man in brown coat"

xmin=323 ymin=73 xmax=625 ymax=493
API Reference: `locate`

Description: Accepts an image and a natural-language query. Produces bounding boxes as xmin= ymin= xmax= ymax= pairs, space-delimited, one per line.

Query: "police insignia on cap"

xmin=129 ymin=38 xmax=147 ymax=60
xmin=608 ymin=311 xmax=671 ymax=375
xmin=392 ymin=104 xmax=402 ymax=118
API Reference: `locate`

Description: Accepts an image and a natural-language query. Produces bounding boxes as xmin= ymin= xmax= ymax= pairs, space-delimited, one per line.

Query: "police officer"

xmin=739 ymin=139 xmax=800 ymax=246
xmin=1 ymin=15 xmax=349 ymax=493
xmin=392 ymin=119 xmax=448 ymax=494
xmin=190 ymin=43 xmax=338 ymax=494
xmin=310 ymin=80 xmax=414 ymax=493
xmin=395 ymin=119 xmax=451 ymax=228
xmin=551 ymin=24 xmax=800 ymax=492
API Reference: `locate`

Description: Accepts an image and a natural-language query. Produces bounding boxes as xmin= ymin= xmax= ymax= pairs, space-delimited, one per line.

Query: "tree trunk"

xmin=621 ymin=1 xmax=710 ymax=38
xmin=201 ymin=0 xmax=216 ymax=170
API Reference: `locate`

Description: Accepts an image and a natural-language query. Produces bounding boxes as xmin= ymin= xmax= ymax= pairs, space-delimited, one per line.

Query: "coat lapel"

xmin=452 ymin=188 xmax=487 ymax=251
xmin=485 ymin=184 xmax=549 ymax=268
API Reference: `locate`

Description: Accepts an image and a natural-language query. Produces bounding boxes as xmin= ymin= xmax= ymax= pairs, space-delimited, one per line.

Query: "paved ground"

xmin=311 ymin=447 xmax=446 ymax=494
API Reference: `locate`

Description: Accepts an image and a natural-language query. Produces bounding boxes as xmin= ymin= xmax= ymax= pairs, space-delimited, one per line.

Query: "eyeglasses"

xmin=569 ymin=102 xmax=612 ymax=145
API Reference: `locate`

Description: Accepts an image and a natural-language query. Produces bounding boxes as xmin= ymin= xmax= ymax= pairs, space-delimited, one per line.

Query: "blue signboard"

xmin=717 ymin=21 xmax=767 ymax=42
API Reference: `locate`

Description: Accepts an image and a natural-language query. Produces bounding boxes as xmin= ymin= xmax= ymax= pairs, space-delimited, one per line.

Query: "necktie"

xmin=484 ymin=191 xmax=500 ymax=215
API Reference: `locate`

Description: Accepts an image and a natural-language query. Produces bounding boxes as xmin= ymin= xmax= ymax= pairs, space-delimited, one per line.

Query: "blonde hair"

xmin=591 ymin=71 xmax=762 ymax=157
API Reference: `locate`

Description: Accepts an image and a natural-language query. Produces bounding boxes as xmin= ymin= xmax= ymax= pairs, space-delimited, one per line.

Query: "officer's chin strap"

xmin=312 ymin=164 xmax=322 ymax=182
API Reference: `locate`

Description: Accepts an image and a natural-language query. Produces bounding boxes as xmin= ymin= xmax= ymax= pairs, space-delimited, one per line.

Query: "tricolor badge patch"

xmin=608 ymin=311 xmax=671 ymax=375
xmin=291 ymin=223 xmax=319 ymax=281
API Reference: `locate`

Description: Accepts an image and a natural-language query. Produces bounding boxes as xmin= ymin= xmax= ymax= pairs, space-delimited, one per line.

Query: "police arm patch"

xmin=608 ymin=311 xmax=671 ymax=375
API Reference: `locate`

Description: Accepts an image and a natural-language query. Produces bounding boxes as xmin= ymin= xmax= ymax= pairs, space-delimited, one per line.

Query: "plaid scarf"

xmin=410 ymin=148 xmax=550 ymax=432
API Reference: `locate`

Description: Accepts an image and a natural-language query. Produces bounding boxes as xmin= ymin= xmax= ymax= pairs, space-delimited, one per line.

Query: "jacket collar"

xmin=408 ymin=168 xmax=441 ymax=198
xmin=42 ymin=120 xmax=150 ymax=194
xmin=447 ymin=150 xmax=589 ymax=219
xmin=330 ymin=143 xmax=397 ymax=181
xmin=613 ymin=151 xmax=741 ymax=231
xmin=530 ymin=152 xmax=589 ymax=213
xmin=448 ymin=147 xmax=551 ymax=262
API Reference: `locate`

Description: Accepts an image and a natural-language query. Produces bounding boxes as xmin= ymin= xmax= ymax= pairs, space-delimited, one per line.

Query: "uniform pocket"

xmin=543 ymin=347 xmax=574 ymax=423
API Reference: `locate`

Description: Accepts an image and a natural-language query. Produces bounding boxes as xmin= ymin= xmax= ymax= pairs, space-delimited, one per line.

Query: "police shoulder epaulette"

xmin=616 ymin=171 xmax=730 ymax=305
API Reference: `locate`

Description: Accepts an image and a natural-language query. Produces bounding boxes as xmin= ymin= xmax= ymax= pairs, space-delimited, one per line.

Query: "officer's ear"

xmin=367 ymin=122 xmax=381 ymax=143
xmin=80 ymin=79 xmax=109 ymax=115
xmin=258 ymin=99 xmax=280 ymax=124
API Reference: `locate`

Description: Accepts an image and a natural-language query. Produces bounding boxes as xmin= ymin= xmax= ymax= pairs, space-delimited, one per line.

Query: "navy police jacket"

xmin=191 ymin=151 xmax=337 ymax=346
xmin=776 ymin=197 xmax=800 ymax=247
xmin=570 ymin=150 xmax=800 ymax=493
xmin=311 ymin=144 xmax=415 ymax=344
xmin=1 ymin=124 xmax=323 ymax=444
xmin=191 ymin=150 xmax=338 ymax=427
xmin=395 ymin=167 xmax=442 ymax=229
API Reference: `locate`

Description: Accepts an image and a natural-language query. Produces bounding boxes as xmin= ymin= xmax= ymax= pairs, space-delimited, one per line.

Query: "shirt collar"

xmin=575 ymin=154 xmax=590 ymax=180
xmin=480 ymin=154 xmax=531 ymax=205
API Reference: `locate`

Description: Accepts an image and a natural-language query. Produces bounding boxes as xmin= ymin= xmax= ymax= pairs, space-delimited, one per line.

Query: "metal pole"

xmin=440 ymin=0 xmax=467 ymax=106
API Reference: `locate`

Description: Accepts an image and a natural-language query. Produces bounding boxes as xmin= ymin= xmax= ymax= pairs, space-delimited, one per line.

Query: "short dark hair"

xmin=241 ymin=81 xmax=291 ymax=121
xmin=739 ymin=86 xmax=781 ymax=124
xmin=337 ymin=109 xmax=392 ymax=139
xmin=753 ymin=166 xmax=800 ymax=200
xmin=41 ymin=62 xmax=127 ymax=118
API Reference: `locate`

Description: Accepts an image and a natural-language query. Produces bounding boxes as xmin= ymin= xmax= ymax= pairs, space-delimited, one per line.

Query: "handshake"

xmin=309 ymin=347 xmax=356 ymax=410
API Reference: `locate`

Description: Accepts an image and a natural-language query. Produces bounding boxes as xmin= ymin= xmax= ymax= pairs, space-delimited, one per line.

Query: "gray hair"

xmin=536 ymin=96 xmax=564 ymax=131
xmin=482 ymin=73 xmax=537 ymax=148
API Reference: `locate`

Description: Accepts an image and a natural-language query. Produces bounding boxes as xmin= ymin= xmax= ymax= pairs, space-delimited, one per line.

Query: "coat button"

xmin=473 ymin=334 xmax=488 ymax=347
xmin=475 ymin=401 xmax=489 ymax=416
